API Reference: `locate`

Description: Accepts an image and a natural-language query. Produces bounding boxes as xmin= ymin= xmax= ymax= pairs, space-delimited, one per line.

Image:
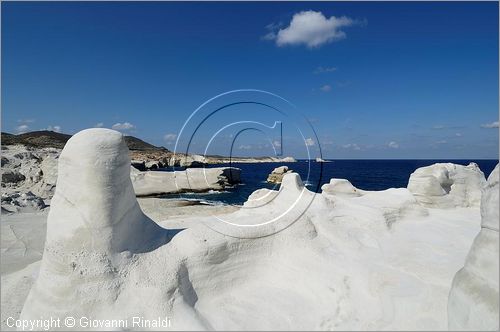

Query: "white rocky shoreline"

xmin=0 ymin=134 xmax=300 ymax=212
xmin=1 ymin=128 xmax=498 ymax=331
xmin=1 ymin=144 xmax=244 ymax=213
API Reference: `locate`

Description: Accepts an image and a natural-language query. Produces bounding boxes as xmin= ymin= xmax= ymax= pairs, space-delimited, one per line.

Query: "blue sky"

xmin=2 ymin=1 xmax=498 ymax=159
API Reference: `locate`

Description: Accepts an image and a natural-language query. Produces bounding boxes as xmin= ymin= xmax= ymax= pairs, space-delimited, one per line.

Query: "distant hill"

xmin=1 ymin=131 xmax=170 ymax=152
xmin=123 ymin=135 xmax=168 ymax=152
xmin=2 ymin=131 xmax=71 ymax=149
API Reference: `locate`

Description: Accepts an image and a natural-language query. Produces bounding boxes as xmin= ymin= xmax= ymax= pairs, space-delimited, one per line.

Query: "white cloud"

xmin=238 ymin=145 xmax=252 ymax=150
xmin=261 ymin=22 xmax=283 ymax=40
xmin=436 ymin=140 xmax=448 ymax=144
xmin=388 ymin=141 xmax=399 ymax=149
xmin=95 ymin=122 xmax=104 ymax=128
xmin=304 ymin=138 xmax=315 ymax=146
xmin=432 ymin=124 xmax=466 ymax=130
xmin=266 ymin=11 xmax=360 ymax=48
xmin=17 ymin=119 xmax=35 ymax=124
xmin=481 ymin=121 xmax=499 ymax=129
xmin=15 ymin=119 xmax=36 ymax=134
xmin=455 ymin=133 xmax=462 ymax=137
xmin=322 ymin=139 xmax=334 ymax=145
xmin=163 ymin=133 xmax=177 ymax=144
xmin=15 ymin=124 xmax=29 ymax=134
xmin=314 ymin=66 xmax=337 ymax=74
xmin=46 ymin=125 xmax=62 ymax=133
xmin=320 ymin=84 xmax=332 ymax=92
xmin=262 ymin=31 xmax=277 ymax=41
xmin=112 ymin=122 xmax=135 ymax=131
xmin=342 ymin=143 xmax=361 ymax=150
xmin=272 ymin=140 xmax=281 ymax=148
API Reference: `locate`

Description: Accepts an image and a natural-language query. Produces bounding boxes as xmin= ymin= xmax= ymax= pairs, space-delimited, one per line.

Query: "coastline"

xmin=1 ymin=130 xmax=498 ymax=330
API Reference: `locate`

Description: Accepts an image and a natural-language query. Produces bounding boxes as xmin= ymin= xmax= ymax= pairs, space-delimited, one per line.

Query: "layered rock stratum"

xmin=131 ymin=166 xmax=241 ymax=196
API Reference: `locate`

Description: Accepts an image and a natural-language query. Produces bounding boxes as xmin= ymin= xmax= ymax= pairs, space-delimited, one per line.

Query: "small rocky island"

xmin=267 ymin=165 xmax=294 ymax=184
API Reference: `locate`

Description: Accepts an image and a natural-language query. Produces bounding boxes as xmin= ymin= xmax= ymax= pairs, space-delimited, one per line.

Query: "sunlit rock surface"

xmin=131 ymin=166 xmax=241 ymax=196
xmin=17 ymin=129 xmax=486 ymax=330
xmin=448 ymin=164 xmax=499 ymax=330
xmin=20 ymin=129 xmax=177 ymax=326
xmin=266 ymin=165 xmax=294 ymax=184
xmin=408 ymin=162 xmax=486 ymax=208
xmin=321 ymin=178 xmax=362 ymax=197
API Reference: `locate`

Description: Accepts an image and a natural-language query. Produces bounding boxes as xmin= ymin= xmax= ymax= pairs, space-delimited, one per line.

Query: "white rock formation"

xmin=2 ymin=144 xmax=241 ymax=204
xmin=20 ymin=128 xmax=180 ymax=326
xmin=266 ymin=165 xmax=294 ymax=184
xmin=1 ymin=146 xmax=60 ymax=200
xmin=321 ymin=178 xmax=363 ymax=197
xmin=168 ymin=153 xmax=207 ymax=167
xmin=18 ymin=130 xmax=486 ymax=330
xmin=448 ymin=164 xmax=499 ymax=330
xmin=321 ymin=178 xmax=428 ymax=228
xmin=31 ymin=154 xmax=59 ymax=198
xmin=280 ymin=156 xmax=297 ymax=162
xmin=407 ymin=162 xmax=486 ymax=208
xmin=131 ymin=166 xmax=241 ymax=196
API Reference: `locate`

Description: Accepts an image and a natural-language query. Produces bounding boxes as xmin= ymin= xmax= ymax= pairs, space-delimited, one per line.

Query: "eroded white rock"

xmin=20 ymin=129 xmax=176 ymax=325
xmin=18 ymin=130 xmax=485 ymax=330
xmin=131 ymin=167 xmax=241 ymax=196
xmin=321 ymin=178 xmax=362 ymax=197
xmin=448 ymin=164 xmax=499 ymax=330
xmin=2 ymin=143 xmax=241 ymax=201
xmin=408 ymin=162 xmax=486 ymax=208
xmin=1 ymin=145 xmax=60 ymax=200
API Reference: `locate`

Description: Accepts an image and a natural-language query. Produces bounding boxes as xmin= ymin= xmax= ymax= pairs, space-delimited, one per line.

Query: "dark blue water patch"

xmin=158 ymin=160 xmax=498 ymax=206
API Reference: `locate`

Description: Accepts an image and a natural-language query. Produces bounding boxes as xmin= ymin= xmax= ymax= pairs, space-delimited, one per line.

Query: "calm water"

xmin=160 ymin=160 xmax=498 ymax=205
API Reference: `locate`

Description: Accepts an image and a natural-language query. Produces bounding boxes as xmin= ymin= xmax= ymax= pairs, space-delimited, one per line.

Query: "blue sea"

xmin=161 ymin=160 xmax=498 ymax=206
